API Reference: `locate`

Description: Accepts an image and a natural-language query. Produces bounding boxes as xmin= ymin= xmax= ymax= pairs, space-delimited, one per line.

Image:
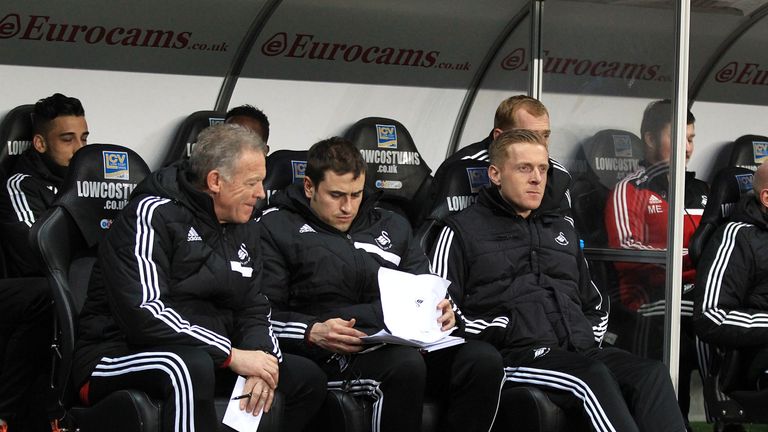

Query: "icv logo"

xmin=376 ymin=124 xmax=397 ymax=149
xmin=291 ymin=160 xmax=307 ymax=184
xmin=103 ymin=151 xmax=129 ymax=180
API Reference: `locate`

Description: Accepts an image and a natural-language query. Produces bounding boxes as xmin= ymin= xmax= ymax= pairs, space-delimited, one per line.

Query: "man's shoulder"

xmin=258 ymin=205 xmax=311 ymax=239
xmin=451 ymin=138 xmax=491 ymax=162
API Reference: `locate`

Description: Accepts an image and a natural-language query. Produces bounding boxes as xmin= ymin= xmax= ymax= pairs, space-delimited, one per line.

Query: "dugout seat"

xmin=30 ymin=144 xmax=285 ymax=431
xmin=415 ymin=158 xmax=490 ymax=253
xmin=569 ymin=129 xmax=644 ymax=351
xmin=687 ymin=166 xmax=768 ymax=427
xmin=344 ymin=117 xmax=432 ymax=227
xmin=726 ymin=134 xmax=768 ymax=173
xmin=159 ymin=110 xmax=226 ymax=166
xmin=30 ymin=144 xmax=157 ymax=431
xmin=256 ymin=149 xmax=308 ymax=212
xmin=0 ymin=104 xmax=34 ymax=178
xmin=570 ymin=129 xmax=644 ymax=248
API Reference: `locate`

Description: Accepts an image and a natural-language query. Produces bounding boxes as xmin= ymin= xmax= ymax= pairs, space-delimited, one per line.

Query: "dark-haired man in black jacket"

xmin=431 ymin=130 xmax=686 ymax=432
xmin=259 ymin=136 xmax=504 ymax=432
xmin=73 ymin=124 xmax=325 ymax=432
xmin=0 ymin=93 xmax=88 ymax=431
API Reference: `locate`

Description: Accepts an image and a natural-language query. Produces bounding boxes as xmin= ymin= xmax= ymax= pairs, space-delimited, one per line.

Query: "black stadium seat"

xmin=257 ymin=149 xmax=308 ymax=212
xmin=345 ymin=117 xmax=432 ymax=227
xmin=727 ymin=134 xmax=768 ymax=172
xmin=571 ymin=129 xmax=645 ymax=248
xmin=688 ymin=166 xmax=754 ymax=266
xmin=0 ymin=104 xmax=34 ymax=178
xmin=416 ymin=158 xmax=490 ymax=252
xmin=30 ymin=144 xmax=157 ymax=431
xmin=160 ymin=110 xmax=226 ymax=167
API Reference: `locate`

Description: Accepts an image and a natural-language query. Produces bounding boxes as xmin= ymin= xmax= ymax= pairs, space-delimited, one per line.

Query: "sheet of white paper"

xmin=223 ymin=376 xmax=262 ymax=432
xmin=377 ymin=267 xmax=451 ymax=343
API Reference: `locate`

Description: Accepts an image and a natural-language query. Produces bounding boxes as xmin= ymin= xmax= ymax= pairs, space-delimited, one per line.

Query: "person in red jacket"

xmin=604 ymin=99 xmax=708 ymax=429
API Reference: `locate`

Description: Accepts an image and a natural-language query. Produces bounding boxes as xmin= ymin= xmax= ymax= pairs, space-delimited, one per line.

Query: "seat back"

xmin=727 ymin=135 xmax=768 ymax=172
xmin=30 ymin=144 xmax=151 ymax=416
xmin=257 ymin=149 xmax=308 ymax=212
xmin=159 ymin=111 xmax=226 ymax=167
xmin=571 ymin=129 xmax=644 ymax=247
xmin=688 ymin=166 xmax=754 ymax=266
xmin=0 ymin=104 xmax=34 ymax=179
xmin=344 ymin=117 xmax=432 ymax=226
xmin=415 ymin=159 xmax=490 ymax=252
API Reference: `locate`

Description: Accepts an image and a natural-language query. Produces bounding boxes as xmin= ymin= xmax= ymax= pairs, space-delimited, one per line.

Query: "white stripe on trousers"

xmin=505 ymin=366 xmax=617 ymax=432
xmin=328 ymin=379 xmax=383 ymax=432
xmin=93 ymin=352 xmax=195 ymax=432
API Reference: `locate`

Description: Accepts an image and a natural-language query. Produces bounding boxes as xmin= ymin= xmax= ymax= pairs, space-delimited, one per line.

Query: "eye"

xmin=518 ymin=165 xmax=532 ymax=173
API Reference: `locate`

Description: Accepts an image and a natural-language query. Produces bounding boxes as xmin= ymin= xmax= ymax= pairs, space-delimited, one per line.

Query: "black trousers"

xmin=503 ymin=346 xmax=686 ymax=432
xmin=633 ymin=314 xmax=702 ymax=423
xmin=320 ymin=340 xmax=504 ymax=432
xmin=86 ymin=347 xmax=326 ymax=432
xmin=0 ymin=279 xmax=52 ymax=431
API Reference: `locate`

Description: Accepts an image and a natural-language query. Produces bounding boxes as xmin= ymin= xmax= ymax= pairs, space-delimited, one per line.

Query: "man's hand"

xmin=229 ymin=348 xmax=279 ymax=389
xmin=437 ymin=299 xmax=456 ymax=331
xmin=308 ymin=318 xmax=366 ymax=353
xmin=239 ymin=375 xmax=275 ymax=415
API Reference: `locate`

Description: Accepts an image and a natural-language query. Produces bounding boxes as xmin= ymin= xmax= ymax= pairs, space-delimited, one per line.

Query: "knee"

xmin=454 ymin=341 xmax=504 ymax=379
xmin=167 ymin=348 xmax=216 ymax=400
xmin=637 ymin=358 xmax=674 ymax=390
xmin=580 ymin=359 xmax=615 ymax=383
xmin=387 ymin=347 xmax=427 ymax=384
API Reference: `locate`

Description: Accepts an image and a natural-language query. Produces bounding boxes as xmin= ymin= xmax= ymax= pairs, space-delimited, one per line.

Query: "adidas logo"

xmin=648 ymin=195 xmax=663 ymax=205
xmin=187 ymin=227 xmax=202 ymax=242
xmin=299 ymin=224 xmax=316 ymax=233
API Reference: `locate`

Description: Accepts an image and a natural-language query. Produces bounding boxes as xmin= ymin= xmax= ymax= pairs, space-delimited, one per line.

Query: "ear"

xmin=488 ymin=164 xmax=502 ymax=187
xmin=304 ymin=176 xmax=315 ymax=199
xmin=491 ymin=128 xmax=503 ymax=140
xmin=206 ymin=170 xmax=223 ymax=194
xmin=760 ymin=189 xmax=768 ymax=210
xmin=32 ymin=134 xmax=46 ymax=153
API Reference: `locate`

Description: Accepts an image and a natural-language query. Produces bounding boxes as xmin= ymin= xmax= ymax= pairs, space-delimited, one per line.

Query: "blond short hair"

xmin=494 ymin=95 xmax=549 ymax=131
xmin=489 ymin=129 xmax=547 ymax=166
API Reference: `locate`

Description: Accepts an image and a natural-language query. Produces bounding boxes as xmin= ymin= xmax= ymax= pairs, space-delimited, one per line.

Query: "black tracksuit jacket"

xmin=694 ymin=195 xmax=768 ymax=349
xmin=258 ymin=184 xmax=432 ymax=361
xmin=0 ymin=149 xmax=65 ymax=276
xmin=73 ymin=163 xmax=280 ymax=388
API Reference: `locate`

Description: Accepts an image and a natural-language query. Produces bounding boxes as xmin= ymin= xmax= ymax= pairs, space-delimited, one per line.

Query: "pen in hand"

xmin=231 ymin=392 xmax=252 ymax=401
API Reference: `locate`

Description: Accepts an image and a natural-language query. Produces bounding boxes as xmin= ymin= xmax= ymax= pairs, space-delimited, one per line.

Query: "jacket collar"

xmin=276 ymin=183 xmax=382 ymax=234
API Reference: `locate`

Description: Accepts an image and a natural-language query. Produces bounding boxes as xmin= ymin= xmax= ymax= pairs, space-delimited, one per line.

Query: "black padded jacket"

xmin=258 ymin=183 xmax=432 ymax=361
xmin=430 ymin=186 xmax=609 ymax=356
xmin=73 ymin=162 xmax=280 ymax=388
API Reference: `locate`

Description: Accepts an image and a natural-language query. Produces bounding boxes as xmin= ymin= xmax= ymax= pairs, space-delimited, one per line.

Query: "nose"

xmin=531 ymin=168 xmax=543 ymax=183
xmin=253 ymin=182 xmax=266 ymax=200
xmin=686 ymin=138 xmax=693 ymax=156
xmin=340 ymin=196 xmax=351 ymax=213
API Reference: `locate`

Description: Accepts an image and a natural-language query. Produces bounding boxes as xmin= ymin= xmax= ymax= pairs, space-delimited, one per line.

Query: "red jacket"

xmin=604 ymin=162 xmax=708 ymax=314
